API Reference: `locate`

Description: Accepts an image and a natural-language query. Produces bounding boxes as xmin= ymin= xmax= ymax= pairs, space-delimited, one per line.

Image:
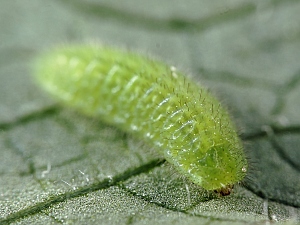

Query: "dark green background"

xmin=0 ymin=1 xmax=299 ymax=224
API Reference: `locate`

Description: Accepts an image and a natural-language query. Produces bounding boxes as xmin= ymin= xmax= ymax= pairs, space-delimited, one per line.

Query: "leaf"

xmin=0 ymin=0 xmax=299 ymax=224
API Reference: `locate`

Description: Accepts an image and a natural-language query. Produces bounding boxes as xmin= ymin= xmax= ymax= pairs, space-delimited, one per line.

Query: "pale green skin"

xmin=34 ymin=45 xmax=247 ymax=193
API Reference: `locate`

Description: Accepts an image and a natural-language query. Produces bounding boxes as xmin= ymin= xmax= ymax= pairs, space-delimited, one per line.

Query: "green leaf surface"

xmin=0 ymin=0 xmax=299 ymax=224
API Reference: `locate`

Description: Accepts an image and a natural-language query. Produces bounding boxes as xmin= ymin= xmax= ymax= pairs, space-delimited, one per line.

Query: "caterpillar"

xmin=33 ymin=44 xmax=248 ymax=196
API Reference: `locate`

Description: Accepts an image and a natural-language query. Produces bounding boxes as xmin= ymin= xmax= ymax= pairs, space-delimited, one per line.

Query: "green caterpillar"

xmin=33 ymin=44 xmax=247 ymax=195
